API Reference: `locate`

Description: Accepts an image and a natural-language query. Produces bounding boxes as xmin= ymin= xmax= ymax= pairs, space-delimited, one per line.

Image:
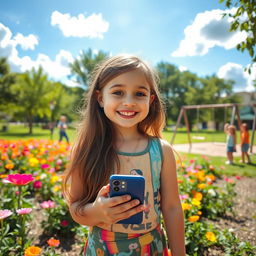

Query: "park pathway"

xmin=173 ymin=142 xmax=256 ymax=157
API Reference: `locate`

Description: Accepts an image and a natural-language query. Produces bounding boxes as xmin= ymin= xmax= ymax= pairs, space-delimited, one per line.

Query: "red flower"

xmin=60 ymin=220 xmax=69 ymax=227
xmin=33 ymin=180 xmax=42 ymax=189
xmin=47 ymin=238 xmax=60 ymax=247
xmin=5 ymin=174 xmax=34 ymax=186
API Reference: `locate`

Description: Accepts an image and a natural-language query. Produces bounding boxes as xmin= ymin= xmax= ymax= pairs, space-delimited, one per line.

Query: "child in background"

xmin=57 ymin=115 xmax=69 ymax=143
xmin=63 ymin=55 xmax=185 ymax=255
xmin=224 ymin=123 xmax=237 ymax=164
xmin=240 ymin=123 xmax=251 ymax=164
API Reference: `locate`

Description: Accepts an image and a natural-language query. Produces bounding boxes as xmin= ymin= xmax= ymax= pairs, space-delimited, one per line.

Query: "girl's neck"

xmin=114 ymin=127 xmax=148 ymax=153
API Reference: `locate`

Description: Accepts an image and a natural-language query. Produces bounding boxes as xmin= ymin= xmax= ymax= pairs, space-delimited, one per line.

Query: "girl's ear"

xmin=150 ymin=94 xmax=155 ymax=104
xmin=96 ymin=90 xmax=104 ymax=107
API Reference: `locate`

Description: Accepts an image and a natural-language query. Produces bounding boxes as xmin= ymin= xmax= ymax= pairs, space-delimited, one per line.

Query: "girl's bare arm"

xmin=160 ymin=140 xmax=186 ymax=256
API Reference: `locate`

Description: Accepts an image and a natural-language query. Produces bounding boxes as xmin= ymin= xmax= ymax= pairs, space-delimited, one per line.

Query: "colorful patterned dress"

xmin=84 ymin=138 xmax=170 ymax=255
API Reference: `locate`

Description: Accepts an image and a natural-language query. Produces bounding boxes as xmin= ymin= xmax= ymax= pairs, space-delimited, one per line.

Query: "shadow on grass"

xmin=37 ymin=232 xmax=78 ymax=253
xmin=0 ymin=132 xmax=50 ymax=137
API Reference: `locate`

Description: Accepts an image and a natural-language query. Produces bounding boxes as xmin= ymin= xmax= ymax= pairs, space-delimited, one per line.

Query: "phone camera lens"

xmin=114 ymin=187 xmax=119 ymax=192
xmin=113 ymin=180 xmax=120 ymax=186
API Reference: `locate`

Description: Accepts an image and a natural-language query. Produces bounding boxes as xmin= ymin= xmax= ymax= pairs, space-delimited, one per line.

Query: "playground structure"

xmin=171 ymin=103 xmax=256 ymax=153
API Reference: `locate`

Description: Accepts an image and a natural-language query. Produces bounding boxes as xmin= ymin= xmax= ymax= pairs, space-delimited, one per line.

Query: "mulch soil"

xmin=29 ymin=177 xmax=256 ymax=256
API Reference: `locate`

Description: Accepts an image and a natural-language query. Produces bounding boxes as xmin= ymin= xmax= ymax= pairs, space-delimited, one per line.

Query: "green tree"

xmin=157 ymin=62 xmax=183 ymax=123
xmin=219 ymin=0 xmax=256 ymax=67
xmin=0 ymin=58 xmax=16 ymax=106
xmin=70 ymin=48 xmax=109 ymax=88
xmin=14 ymin=67 xmax=53 ymax=134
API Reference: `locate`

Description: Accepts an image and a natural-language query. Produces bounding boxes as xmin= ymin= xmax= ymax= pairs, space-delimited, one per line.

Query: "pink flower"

xmin=16 ymin=208 xmax=32 ymax=215
xmin=0 ymin=209 xmax=13 ymax=220
xmin=41 ymin=164 xmax=50 ymax=169
xmin=33 ymin=180 xmax=42 ymax=189
xmin=179 ymin=194 xmax=189 ymax=200
xmin=189 ymin=159 xmax=195 ymax=164
xmin=235 ymin=176 xmax=241 ymax=180
xmin=48 ymin=168 xmax=55 ymax=173
xmin=56 ymin=159 xmax=62 ymax=165
xmin=40 ymin=200 xmax=55 ymax=209
xmin=5 ymin=174 xmax=34 ymax=186
xmin=60 ymin=220 xmax=69 ymax=227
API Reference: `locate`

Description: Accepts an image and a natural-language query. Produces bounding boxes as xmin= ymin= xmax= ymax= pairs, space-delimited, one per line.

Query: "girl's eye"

xmin=112 ymin=91 xmax=123 ymax=96
xmin=136 ymin=92 xmax=146 ymax=97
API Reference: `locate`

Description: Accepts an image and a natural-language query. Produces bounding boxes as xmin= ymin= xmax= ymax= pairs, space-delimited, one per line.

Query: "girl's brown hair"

xmin=63 ymin=54 xmax=166 ymax=214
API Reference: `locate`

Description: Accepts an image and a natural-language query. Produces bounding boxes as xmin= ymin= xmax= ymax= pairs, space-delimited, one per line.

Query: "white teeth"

xmin=119 ymin=111 xmax=136 ymax=116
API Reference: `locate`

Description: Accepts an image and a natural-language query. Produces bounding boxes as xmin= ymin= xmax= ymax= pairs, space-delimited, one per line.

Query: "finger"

xmin=97 ymin=184 xmax=110 ymax=197
xmin=114 ymin=204 xmax=145 ymax=223
xmin=110 ymin=199 xmax=141 ymax=214
xmin=108 ymin=194 xmax=132 ymax=207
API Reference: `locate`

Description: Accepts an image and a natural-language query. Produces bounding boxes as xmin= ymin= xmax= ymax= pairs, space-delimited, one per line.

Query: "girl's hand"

xmin=92 ymin=184 xmax=145 ymax=224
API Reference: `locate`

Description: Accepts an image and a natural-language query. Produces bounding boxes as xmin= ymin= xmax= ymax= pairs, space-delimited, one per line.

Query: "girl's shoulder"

xmin=157 ymin=138 xmax=175 ymax=158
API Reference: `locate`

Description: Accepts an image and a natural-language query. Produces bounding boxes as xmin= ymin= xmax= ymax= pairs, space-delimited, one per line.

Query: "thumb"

xmin=97 ymin=184 xmax=110 ymax=197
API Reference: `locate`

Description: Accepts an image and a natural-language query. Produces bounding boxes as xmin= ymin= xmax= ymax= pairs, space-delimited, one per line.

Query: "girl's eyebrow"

xmin=109 ymin=84 xmax=149 ymax=91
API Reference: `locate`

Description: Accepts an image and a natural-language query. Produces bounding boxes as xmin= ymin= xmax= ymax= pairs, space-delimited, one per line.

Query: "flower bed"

xmin=0 ymin=139 xmax=255 ymax=255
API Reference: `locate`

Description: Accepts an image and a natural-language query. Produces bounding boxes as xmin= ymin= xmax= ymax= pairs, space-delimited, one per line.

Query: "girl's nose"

xmin=123 ymin=96 xmax=136 ymax=106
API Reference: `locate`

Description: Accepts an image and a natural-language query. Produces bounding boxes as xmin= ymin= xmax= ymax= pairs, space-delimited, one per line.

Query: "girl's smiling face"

xmin=97 ymin=69 xmax=154 ymax=132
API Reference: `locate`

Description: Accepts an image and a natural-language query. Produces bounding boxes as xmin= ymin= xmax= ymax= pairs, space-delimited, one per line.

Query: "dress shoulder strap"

xmin=149 ymin=138 xmax=163 ymax=221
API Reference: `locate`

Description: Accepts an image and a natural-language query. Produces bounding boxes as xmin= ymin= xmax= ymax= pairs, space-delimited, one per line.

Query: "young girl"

xmin=224 ymin=123 xmax=237 ymax=164
xmin=63 ymin=55 xmax=185 ymax=255
xmin=240 ymin=123 xmax=251 ymax=164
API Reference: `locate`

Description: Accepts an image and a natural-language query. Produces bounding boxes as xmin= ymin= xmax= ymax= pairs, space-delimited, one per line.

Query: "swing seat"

xmin=192 ymin=136 xmax=205 ymax=140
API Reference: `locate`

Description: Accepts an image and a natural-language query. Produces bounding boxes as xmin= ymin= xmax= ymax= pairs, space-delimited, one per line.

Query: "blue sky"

xmin=0 ymin=0 xmax=254 ymax=91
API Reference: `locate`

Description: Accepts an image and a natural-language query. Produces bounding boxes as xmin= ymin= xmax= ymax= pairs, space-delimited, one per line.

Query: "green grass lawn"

xmin=1 ymin=124 xmax=255 ymax=177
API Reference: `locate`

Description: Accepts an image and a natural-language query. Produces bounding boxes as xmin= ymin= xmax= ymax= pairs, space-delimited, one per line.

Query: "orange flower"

xmin=188 ymin=215 xmax=200 ymax=222
xmin=5 ymin=162 xmax=14 ymax=170
xmin=24 ymin=246 xmax=42 ymax=256
xmin=193 ymin=192 xmax=203 ymax=201
xmin=47 ymin=238 xmax=60 ymax=247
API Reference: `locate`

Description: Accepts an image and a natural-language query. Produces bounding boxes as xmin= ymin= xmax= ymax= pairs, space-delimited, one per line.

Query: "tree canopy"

xmin=219 ymin=0 xmax=256 ymax=69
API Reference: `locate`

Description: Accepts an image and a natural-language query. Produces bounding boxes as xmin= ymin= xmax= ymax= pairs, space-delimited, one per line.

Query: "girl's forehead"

xmin=105 ymin=69 xmax=150 ymax=88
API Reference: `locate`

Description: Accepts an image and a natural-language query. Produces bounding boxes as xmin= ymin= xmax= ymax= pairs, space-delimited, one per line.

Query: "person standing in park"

xmin=240 ymin=123 xmax=251 ymax=164
xmin=224 ymin=123 xmax=237 ymax=165
xmin=58 ymin=115 xmax=69 ymax=143
xmin=63 ymin=55 xmax=185 ymax=255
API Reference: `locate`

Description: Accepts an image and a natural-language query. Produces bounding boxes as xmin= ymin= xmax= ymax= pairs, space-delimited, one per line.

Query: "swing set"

xmin=171 ymin=103 xmax=256 ymax=153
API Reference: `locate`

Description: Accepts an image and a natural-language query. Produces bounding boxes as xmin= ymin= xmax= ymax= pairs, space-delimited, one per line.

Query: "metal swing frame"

xmin=171 ymin=103 xmax=256 ymax=153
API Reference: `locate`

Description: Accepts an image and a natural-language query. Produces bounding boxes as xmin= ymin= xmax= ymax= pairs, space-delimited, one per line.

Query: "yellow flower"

xmin=24 ymin=246 xmax=42 ymax=256
xmin=53 ymin=185 xmax=61 ymax=192
xmin=205 ymin=231 xmax=217 ymax=242
xmin=29 ymin=157 xmax=39 ymax=167
xmin=192 ymin=198 xmax=201 ymax=207
xmin=197 ymin=211 xmax=202 ymax=215
xmin=181 ymin=203 xmax=192 ymax=211
xmin=188 ymin=215 xmax=200 ymax=222
xmin=197 ymin=183 xmax=206 ymax=189
xmin=51 ymin=175 xmax=59 ymax=184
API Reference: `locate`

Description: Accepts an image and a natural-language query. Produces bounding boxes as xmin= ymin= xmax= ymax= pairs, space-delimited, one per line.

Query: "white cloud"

xmin=14 ymin=33 xmax=38 ymax=50
xmin=0 ymin=22 xmax=74 ymax=82
xmin=51 ymin=11 xmax=109 ymax=39
xmin=217 ymin=62 xmax=255 ymax=92
xmin=172 ymin=8 xmax=248 ymax=57
xmin=178 ymin=65 xmax=188 ymax=72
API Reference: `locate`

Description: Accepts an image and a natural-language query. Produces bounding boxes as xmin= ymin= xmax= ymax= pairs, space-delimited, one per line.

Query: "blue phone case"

xmin=109 ymin=174 xmax=145 ymax=224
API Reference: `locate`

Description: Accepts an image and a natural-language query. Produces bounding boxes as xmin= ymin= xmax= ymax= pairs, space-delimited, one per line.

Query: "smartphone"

xmin=109 ymin=174 xmax=145 ymax=224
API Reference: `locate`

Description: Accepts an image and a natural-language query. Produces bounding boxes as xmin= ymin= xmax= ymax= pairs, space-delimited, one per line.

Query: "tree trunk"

xmin=27 ymin=114 xmax=33 ymax=134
